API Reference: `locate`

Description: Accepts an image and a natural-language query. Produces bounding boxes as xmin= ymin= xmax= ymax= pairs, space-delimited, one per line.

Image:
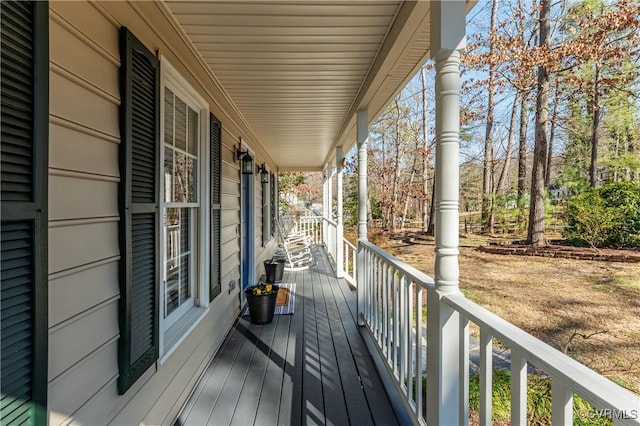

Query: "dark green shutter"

xmin=0 ymin=1 xmax=48 ymax=425
xmin=118 ymin=27 xmax=159 ymax=395
xmin=261 ymin=173 xmax=271 ymax=245
xmin=261 ymin=179 xmax=266 ymax=246
xmin=271 ymin=173 xmax=277 ymax=236
xmin=210 ymin=114 xmax=222 ymax=301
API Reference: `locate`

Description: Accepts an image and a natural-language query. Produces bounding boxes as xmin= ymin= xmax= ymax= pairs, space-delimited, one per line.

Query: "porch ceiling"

xmin=163 ymin=1 xmax=435 ymax=171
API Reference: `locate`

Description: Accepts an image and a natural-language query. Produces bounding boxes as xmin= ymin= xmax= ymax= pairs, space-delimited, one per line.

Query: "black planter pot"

xmin=263 ymin=259 xmax=285 ymax=283
xmin=245 ymin=285 xmax=280 ymax=324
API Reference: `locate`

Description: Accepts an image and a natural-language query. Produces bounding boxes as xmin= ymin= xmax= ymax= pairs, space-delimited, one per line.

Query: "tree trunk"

xmin=527 ymin=0 xmax=550 ymax=246
xmin=481 ymin=0 xmax=498 ymax=234
xmin=516 ymin=0 xmax=529 ymax=226
xmin=427 ymin=177 xmax=436 ymax=235
xmin=380 ymin=131 xmax=389 ymax=230
xmin=590 ymin=63 xmax=601 ymax=187
xmin=545 ymin=77 xmax=559 ymax=186
xmin=496 ymin=93 xmax=519 ymax=196
xmin=401 ymin=159 xmax=416 ymax=229
xmin=517 ymin=93 xmax=528 ymax=225
xmin=420 ymin=67 xmax=430 ymax=233
xmin=391 ymin=98 xmax=402 ymax=232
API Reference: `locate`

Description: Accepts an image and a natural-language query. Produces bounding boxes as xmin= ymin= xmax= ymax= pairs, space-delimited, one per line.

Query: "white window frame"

xmin=159 ymin=57 xmax=210 ymax=360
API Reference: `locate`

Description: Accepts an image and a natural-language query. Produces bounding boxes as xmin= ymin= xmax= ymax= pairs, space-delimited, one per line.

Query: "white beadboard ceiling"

xmin=164 ymin=1 xmax=439 ymax=171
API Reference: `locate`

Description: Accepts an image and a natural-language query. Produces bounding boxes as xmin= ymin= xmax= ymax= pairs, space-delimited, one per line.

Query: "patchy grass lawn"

xmin=367 ymin=230 xmax=640 ymax=394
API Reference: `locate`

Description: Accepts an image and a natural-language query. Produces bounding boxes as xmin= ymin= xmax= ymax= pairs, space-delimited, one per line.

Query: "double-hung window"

xmin=160 ymin=59 xmax=209 ymax=340
xmin=163 ymin=87 xmax=198 ymax=325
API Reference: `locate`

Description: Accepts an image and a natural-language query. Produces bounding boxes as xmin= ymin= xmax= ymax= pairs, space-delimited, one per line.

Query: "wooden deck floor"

xmin=175 ymin=247 xmax=400 ymax=426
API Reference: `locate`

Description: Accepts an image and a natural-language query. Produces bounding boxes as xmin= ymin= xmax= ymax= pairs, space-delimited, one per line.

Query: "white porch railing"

xmin=299 ymin=215 xmax=323 ymax=244
xmin=342 ymin=238 xmax=357 ymax=287
xmin=360 ymin=241 xmax=433 ymax=423
xmin=282 ymin=215 xmax=322 ymax=245
xmin=282 ymin=215 xmax=360 ymax=286
xmin=359 ymin=240 xmax=640 ymax=426
xmin=324 ymin=217 xmax=337 ymax=262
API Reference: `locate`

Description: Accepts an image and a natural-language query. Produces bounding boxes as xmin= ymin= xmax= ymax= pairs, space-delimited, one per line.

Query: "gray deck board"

xmin=176 ymin=247 xmax=399 ymax=426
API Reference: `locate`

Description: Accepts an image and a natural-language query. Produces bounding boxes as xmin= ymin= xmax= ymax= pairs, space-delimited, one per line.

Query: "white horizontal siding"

xmin=49 ymin=174 xmax=118 ymax=221
xmin=48 ymin=2 xmax=122 ymax=423
xmin=48 ymin=258 xmax=119 ymax=327
xmin=49 ymin=122 xmax=119 ymax=177
xmin=46 ymin=1 xmax=247 ymax=424
xmin=48 ymin=340 xmax=119 ymax=424
xmin=49 ymin=220 xmax=120 ymax=275
xmin=48 ymin=301 xmax=119 ymax=380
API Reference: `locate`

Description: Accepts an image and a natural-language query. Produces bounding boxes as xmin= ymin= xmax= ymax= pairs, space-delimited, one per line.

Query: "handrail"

xmin=443 ymin=293 xmax=640 ymax=424
xmin=344 ymin=238 xmax=356 ymax=252
xmin=357 ymin=239 xmax=640 ymax=425
xmin=360 ymin=240 xmax=434 ymax=289
xmin=323 ymin=217 xmax=337 ymax=227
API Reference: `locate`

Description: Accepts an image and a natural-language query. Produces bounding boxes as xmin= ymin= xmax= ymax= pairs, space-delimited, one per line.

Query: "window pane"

xmin=187 ymin=107 xmax=197 ymax=155
xmin=175 ymin=97 xmax=187 ymax=151
xmin=166 ymin=266 xmax=179 ymax=316
xmin=165 ymin=208 xmax=191 ymax=318
xmin=180 ymin=251 xmax=191 ymax=303
xmin=164 ymin=88 xmax=174 ymax=146
xmin=174 ymin=152 xmax=187 ymax=203
xmin=164 ymin=147 xmax=174 ymax=203
xmin=179 ymin=210 xmax=190 ymax=302
xmin=186 ymin=157 xmax=196 ymax=202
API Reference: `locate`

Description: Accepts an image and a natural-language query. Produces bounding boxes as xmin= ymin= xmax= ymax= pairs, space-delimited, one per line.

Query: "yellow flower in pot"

xmin=245 ymin=283 xmax=280 ymax=324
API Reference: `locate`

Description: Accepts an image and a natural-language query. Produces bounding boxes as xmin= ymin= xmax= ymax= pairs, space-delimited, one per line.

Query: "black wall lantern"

xmin=236 ymin=146 xmax=254 ymax=174
xmin=258 ymin=163 xmax=269 ymax=184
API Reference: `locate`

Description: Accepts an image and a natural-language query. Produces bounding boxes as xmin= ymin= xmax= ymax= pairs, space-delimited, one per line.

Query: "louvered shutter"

xmin=210 ymin=114 xmax=222 ymax=301
xmin=0 ymin=1 xmax=48 ymax=425
xmin=118 ymin=27 xmax=159 ymax=395
xmin=271 ymin=173 xmax=277 ymax=236
xmin=261 ymin=174 xmax=270 ymax=246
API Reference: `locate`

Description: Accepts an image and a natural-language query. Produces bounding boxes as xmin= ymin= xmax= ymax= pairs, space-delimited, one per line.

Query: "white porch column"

xmin=426 ymin=1 xmax=466 ymax=425
xmin=327 ymin=166 xmax=333 ymax=253
xmin=322 ymin=167 xmax=329 ymax=245
xmin=336 ymin=146 xmax=345 ymax=278
xmin=356 ymin=109 xmax=368 ymax=326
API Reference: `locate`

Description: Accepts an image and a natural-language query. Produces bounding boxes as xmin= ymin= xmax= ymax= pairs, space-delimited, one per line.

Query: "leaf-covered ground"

xmin=364 ymin=230 xmax=640 ymax=394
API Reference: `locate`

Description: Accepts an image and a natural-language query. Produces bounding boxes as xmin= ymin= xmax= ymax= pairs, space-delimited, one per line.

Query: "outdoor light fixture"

xmin=236 ymin=146 xmax=253 ymax=174
xmin=258 ymin=163 xmax=269 ymax=184
xmin=236 ymin=146 xmax=248 ymax=162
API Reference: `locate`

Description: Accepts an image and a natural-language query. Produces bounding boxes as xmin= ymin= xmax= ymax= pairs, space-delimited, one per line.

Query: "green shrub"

xmin=563 ymin=181 xmax=640 ymax=248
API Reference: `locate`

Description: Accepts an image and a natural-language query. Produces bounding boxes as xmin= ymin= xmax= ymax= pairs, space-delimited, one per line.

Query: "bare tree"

xmin=527 ymin=0 xmax=550 ymax=246
xmin=496 ymin=93 xmax=519 ymax=195
xmin=390 ymin=97 xmax=402 ymax=232
xmin=481 ymin=0 xmax=498 ymax=234
xmin=545 ymin=76 xmax=559 ymax=187
xmin=420 ymin=67 xmax=431 ymax=234
xmin=517 ymin=93 xmax=528 ymax=225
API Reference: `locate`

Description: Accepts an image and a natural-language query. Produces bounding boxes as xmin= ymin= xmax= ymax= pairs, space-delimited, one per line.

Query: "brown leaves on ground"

xmin=371 ymin=230 xmax=640 ymax=394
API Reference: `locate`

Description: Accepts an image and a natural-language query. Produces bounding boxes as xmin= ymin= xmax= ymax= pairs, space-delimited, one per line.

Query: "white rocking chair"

xmin=275 ymin=219 xmax=315 ymax=271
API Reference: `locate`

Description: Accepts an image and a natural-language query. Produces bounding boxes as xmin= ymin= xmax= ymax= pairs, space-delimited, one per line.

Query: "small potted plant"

xmin=263 ymin=258 xmax=285 ymax=283
xmin=245 ymin=283 xmax=280 ymax=324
